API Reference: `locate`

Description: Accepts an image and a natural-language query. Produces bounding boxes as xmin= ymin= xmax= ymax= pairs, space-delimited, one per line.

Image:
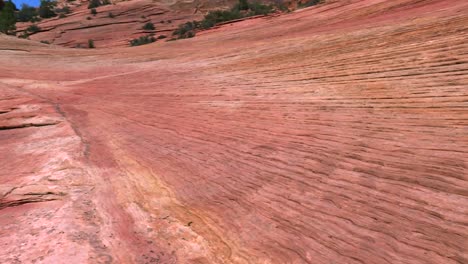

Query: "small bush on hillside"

xmin=142 ymin=22 xmax=155 ymax=30
xmin=40 ymin=40 xmax=50 ymax=44
xmin=129 ymin=35 xmax=155 ymax=46
xmin=88 ymin=0 xmax=99 ymax=9
xmin=88 ymin=0 xmax=109 ymax=9
xmin=157 ymin=35 xmax=166 ymax=39
xmin=59 ymin=13 xmax=66 ymax=18
xmin=86 ymin=16 xmax=92 ymax=20
xmin=108 ymin=12 xmax=114 ymax=18
xmin=26 ymin=24 xmax=40 ymax=33
xmin=38 ymin=0 xmax=57 ymax=18
xmin=238 ymin=0 xmax=249 ymax=10
xmin=90 ymin=8 xmax=97 ymax=15
xmin=55 ymin=5 xmax=70 ymax=14
xmin=88 ymin=39 xmax=95 ymax=48
xmin=298 ymin=0 xmax=321 ymax=8
xmin=247 ymin=2 xmax=274 ymax=15
xmin=173 ymin=21 xmax=199 ymax=39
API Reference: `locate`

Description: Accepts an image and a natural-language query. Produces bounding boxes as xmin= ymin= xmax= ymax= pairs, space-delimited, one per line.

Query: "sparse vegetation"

xmin=26 ymin=24 xmax=40 ymax=33
xmin=172 ymin=21 xmax=198 ymax=39
xmin=142 ymin=22 xmax=155 ymax=30
xmin=298 ymin=0 xmax=321 ymax=8
xmin=38 ymin=0 xmax=57 ymax=18
xmin=55 ymin=5 xmax=70 ymax=14
xmin=88 ymin=0 xmax=110 ymax=9
xmin=171 ymin=0 xmax=277 ymax=40
xmin=59 ymin=13 xmax=66 ymax=18
xmin=88 ymin=0 xmax=100 ymax=9
xmin=86 ymin=16 xmax=92 ymax=20
xmin=157 ymin=35 xmax=166 ymax=39
xmin=108 ymin=12 xmax=114 ymax=18
xmin=40 ymin=40 xmax=50 ymax=44
xmin=88 ymin=39 xmax=95 ymax=48
xmin=90 ymin=8 xmax=97 ymax=15
xmin=129 ymin=35 xmax=155 ymax=46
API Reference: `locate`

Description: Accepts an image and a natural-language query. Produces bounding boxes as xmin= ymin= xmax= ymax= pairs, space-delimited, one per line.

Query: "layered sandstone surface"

xmin=1 ymin=0 xmax=468 ymax=263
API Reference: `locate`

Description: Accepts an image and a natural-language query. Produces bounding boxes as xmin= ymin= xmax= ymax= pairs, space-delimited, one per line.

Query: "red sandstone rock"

xmin=1 ymin=0 xmax=468 ymax=263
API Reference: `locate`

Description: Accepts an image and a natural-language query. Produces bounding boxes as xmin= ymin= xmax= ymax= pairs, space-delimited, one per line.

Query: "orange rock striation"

xmin=1 ymin=0 xmax=468 ymax=263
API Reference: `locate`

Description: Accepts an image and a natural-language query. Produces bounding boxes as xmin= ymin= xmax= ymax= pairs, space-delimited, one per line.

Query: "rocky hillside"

xmin=15 ymin=0 xmax=206 ymax=47
xmin=1 ymin=0 xmax=468 ymax=263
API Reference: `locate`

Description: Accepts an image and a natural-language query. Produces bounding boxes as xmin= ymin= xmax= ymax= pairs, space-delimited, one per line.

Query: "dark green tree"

xmin=238 ymin=0 xmax=249 ymax=10
xmin=17 ymin=4 xmax=39 ymax=22
xmin=38 ymin=0 xmax=57 ymax=18
xmin=0 ymin=1 xmax=16 ymax=34
xmin=88 ymin=0 xmax=101 ymax=9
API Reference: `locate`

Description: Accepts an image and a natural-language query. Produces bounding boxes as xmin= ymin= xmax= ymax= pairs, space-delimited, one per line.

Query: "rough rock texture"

xmin=1 ymin=0 xmax=468 ymax=263
xmin=15 ymin=0 xmax=207 ymax=48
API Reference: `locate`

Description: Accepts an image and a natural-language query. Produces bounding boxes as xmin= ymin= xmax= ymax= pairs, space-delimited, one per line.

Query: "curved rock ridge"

xmin=1 ymin=0 xmax=468 ymax=263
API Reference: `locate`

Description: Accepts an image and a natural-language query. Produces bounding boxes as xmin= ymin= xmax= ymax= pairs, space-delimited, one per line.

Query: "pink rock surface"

xmin=1 ymin=0 xmax=468 ymax=263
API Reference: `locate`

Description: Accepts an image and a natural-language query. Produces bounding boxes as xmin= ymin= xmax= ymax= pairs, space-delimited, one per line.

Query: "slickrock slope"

xmin=15 ymin=0 xmax=205 ymax=48
xmin=1 ymin=0 xmax=468 ymax=263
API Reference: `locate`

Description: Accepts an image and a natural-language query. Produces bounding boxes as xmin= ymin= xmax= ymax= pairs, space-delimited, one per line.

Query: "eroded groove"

xmin=0 ymin=198 xmax=58 ymax=210
xmin=0 ymin=122 xmax=59 ymax=131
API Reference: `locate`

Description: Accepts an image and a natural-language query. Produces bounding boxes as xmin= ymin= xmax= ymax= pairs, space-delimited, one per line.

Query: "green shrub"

xmin=40 ymin=40 xmax=50 ymax=44
xmin=129 ymin=35 xmax=156 ymax=46
xmin=59 ymin=13 xmax=66 ymax=18
xmin=86 ymin=16 xmax=92 ymax=20
xmin=88 ymin=39 xmax=95 ymax=48
xmin=298 ymin=0 xmax=321 ymax=8
xmin=17 ymin=4 xmax=39 ymax=22
xmin=26 ymin=24 xmax=40 ymax=33
xmin=38 ymin=0 xmax=57 ymax=18
xmin=55 ymin=5 xmax=70 ymax=14
xmin=173 ymin=21 xmax=199 ymax=39
xmin=88 ymin=0 xmax=98 ymax=9
xmin=248 ymin=2 xmax=273 ymax=15
xmin=108 ymin=12 xmax=114 ymax=18
xmin=157 ymin=35 xmax=166 ymax=39
xmin=90 ymin=8 xmax=97 ymax=15
xmin=88 ymin=0 xmax=101 ymax=9
xmin=238 ymin=0 xmax=249 ymax=10
xmin=142 ymin=22 xmax=154 ymax=30
xmin=0 ymin=0 xmax=16 ymax=34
